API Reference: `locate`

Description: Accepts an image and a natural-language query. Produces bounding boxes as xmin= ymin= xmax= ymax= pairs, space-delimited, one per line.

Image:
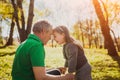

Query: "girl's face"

xmin=53 ymin=31 xmax=65 ymax=44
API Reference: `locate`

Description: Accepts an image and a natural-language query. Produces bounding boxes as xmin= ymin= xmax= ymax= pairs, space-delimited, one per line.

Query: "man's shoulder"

xmin=19 ymin=39 xmax=43 ymax=50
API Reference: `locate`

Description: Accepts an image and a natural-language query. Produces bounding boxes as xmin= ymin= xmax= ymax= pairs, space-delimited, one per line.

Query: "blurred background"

xmin=0 ymin=0 xmax=120 ymax=80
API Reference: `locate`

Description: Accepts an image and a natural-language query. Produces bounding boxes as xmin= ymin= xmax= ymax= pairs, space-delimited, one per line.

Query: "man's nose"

xmin=51 ymin=35 xmax=54 ymax=40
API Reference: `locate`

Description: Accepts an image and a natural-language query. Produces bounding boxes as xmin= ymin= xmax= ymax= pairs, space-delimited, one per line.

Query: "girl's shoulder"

xmin=65 ymin=42 xmax=77 ymax=49
xmin=65 ymin=41 xmax=83 ymax=51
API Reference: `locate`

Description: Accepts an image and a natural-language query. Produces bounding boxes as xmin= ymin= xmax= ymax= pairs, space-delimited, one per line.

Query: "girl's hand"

xmin=65 ymin=73 xmax=75 ymax=80
xmin=57 ymin=67 xmax=67 ymax=74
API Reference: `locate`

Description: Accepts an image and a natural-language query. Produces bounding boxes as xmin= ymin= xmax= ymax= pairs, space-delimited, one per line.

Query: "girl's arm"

xmin=67 ymin=44 xmax=78 ymax=73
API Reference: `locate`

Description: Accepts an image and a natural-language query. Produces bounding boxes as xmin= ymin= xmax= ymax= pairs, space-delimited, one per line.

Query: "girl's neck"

xmin=62 ymin=41 xmax=67 ymax=45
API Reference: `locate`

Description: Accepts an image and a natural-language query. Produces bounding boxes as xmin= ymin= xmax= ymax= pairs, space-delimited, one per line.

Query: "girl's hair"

xmin=53 ymin=26 xmax=83 ymax=50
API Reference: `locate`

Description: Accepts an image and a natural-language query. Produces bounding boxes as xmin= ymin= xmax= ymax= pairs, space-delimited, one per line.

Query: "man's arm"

xmin=33 ymin=67 xmax=45 ymax=80
xmin=33 ymin=67 xmax=74 ymax=80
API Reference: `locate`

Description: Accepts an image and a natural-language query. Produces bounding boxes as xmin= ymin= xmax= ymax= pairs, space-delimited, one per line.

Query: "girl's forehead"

xmin=53 ymin=31 xmax=58 ymax=34
xmin=53 ymin=32 xmax=63 ymax=36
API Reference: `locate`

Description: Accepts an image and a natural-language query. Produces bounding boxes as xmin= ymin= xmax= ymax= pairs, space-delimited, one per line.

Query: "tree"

xmin=73 ymin=23 xmax=80 ymax=40
xmin=78 ymin=21 xmax=85 ymax=47
xmin=0 ymin=0 xmax=14 ymax=46
xmin=0 ymin=26 xmax=3 ymax=45
xmin=106 ymin=1 xmax=120 ymax=52
xmin=0 ymin=0 xmax=13 ymax=19
xmin=94 ymin=20 xmax=103 ymax=48
xmin=92 ymin=0 xmax=118 ymax=56
xmin=86 ymin=20 xmax=93 ymax=48
xmin=11 ymin=0 xmax=34 ymax=42
xmin=5 ymin=14 xmax=15 ymax=46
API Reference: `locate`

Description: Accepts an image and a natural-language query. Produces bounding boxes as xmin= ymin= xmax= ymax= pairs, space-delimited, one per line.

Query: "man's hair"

xmin=33 ymin=20 xmax=52 ymax=33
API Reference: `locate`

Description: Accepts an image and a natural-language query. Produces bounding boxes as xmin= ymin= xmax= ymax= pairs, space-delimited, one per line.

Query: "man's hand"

xmin=65 ymin=73 xmax=74 ymax=80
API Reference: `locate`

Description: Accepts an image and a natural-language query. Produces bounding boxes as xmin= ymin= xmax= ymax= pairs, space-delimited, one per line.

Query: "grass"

xmin=0 ymin=46 xmax=17 ymax=56
xmin=0 ymin=46 xmax=120 ymax=80
xmin=85 ymin=49 xmax=120 ymax=80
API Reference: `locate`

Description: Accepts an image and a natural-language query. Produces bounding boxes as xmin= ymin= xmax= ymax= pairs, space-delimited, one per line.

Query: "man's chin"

xmin=44 ymin=42 xmax=47 ymax=45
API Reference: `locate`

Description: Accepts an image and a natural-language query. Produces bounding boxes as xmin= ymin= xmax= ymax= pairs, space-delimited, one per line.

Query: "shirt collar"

xmin=28 ymin=34 xmax=44 ymax=44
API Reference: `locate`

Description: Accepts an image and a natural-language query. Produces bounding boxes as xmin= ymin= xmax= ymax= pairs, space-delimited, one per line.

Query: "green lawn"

xmin=0 ymin=46 xmax=120 ymax=80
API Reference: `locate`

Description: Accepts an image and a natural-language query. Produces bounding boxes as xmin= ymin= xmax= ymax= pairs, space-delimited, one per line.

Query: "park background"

xmin=0 ymin=0 xmax=120 ymax=80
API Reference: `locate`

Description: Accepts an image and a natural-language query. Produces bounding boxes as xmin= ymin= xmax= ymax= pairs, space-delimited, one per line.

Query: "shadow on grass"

xmin=104 ymin=76 xmax=120 ymax=80
xmin=0 ymin=52 xmax=15 ymax=57
xmin=111 ymin=55 xmax=120 ymax=68
xmin=0 ymin=45 xmax=6 ymax=49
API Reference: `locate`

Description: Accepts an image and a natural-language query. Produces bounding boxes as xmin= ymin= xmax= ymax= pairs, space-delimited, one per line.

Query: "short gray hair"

xmin=33 ymin=20 xmax=52 ymax=33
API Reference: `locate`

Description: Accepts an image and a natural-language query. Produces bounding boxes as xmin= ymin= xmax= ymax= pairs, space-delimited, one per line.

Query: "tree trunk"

xmin=94 ymin=36 xmax=98 ymax=48
xmin=86 ymin=20 xmax=92 ymax=48
xmin=79 ymin=22 xmax=85 ymax=47
xmin=0 ymin=27 xmax=3 ymax=45
xmin=5 ymin=18 xmax=15 ymax=46
xmin=111 ymin=29 xmax=120 ymax=52
xmin=92 ymin=0 xmax=118 ymax=56
xmin=11 ymin=0 xmax=34 ymax=42
xmin=11 ymin=0 xmax=23 ymax=42
xmin=26 ymin=0 xmax=34 ymax=36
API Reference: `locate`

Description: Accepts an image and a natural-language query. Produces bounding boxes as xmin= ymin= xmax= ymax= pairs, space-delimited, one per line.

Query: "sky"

xmin=33 ymin=0 xmax=120 ymax=37
xmin=1 ymin=0 xmax=120 ymax=37
xmin=33 ymin=0 xmax=97 ymax=28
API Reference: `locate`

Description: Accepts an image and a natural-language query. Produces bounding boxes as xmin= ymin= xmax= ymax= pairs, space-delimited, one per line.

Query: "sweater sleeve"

xmin=67 ymin=43 xmax=78 ymax=73
xmin=64 ymin=60 xmax=68 ymax=67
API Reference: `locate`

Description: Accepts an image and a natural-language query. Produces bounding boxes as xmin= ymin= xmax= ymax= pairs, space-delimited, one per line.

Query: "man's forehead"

xmin=49 ymin=29 xmax=53 ymax=34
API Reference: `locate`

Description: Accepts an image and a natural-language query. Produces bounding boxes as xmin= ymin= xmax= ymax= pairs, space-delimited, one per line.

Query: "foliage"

xmin=0 ymin=46 xmax=120 ymax=80
xmin=0 ymin=27 xmax=3 ymax=45
xmin=85 ymin=48 xmax=120 ymax=80
xmin=0 ymin=46 xmax=17 ymax=56
xmin=72 ymin=21 xmax=103 ymax=48
xmin=0 ymin=1 xmax=14 ymax=20
xmin=73 ymin=23 xmax=80 ymax=40
xmin=0 ymin=55 xmax=14 ymax=80
xmin=105 ymin=0 xmax=120 ymax=25
xmin=93 ymin=0 xmax=118 ymax=56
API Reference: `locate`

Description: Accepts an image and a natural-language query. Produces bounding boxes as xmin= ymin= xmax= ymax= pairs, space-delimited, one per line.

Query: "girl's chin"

xmin=58 ymin=42 xmax=61 ymax=44
xmin=57 ymin=42 xmax=62 ymax=45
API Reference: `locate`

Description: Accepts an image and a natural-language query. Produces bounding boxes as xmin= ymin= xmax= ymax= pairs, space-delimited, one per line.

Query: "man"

xmin=11 ymin=20 xmax=74 ymax=80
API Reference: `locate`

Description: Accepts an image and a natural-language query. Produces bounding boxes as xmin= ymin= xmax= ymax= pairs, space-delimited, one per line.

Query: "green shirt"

xmin=11 ymin=34 xmax=45 ymax=80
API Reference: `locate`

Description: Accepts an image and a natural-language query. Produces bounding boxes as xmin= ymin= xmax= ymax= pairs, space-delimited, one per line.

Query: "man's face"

xmin=43 ymin=28 xmax=53 ymax=45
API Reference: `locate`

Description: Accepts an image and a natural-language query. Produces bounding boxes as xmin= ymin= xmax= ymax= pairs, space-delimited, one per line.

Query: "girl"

xmin=53 ymin=26 xmax=92 ymax=80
